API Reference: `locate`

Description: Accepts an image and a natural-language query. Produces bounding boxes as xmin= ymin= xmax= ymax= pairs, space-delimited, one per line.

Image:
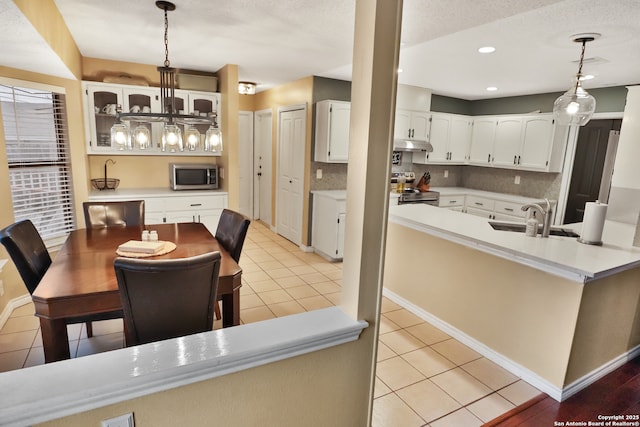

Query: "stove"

xmin=398 ymin=189 xmax=440 ymax=206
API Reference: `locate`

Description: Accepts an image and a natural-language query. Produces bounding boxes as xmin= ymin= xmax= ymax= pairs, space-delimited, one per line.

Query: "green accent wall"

xmin=312 ymin=76 xmax=352 ymax=102
xmin=430 ymin=94 xmax=473 ymax=115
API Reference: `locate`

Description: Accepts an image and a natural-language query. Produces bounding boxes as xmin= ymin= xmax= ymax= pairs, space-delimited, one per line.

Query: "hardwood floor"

xmin=484 ymin=356 xmax=640 ymax=426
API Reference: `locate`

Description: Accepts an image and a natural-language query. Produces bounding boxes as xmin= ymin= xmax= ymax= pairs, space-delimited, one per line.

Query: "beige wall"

xmin=217 ymin=64 xmax=240 ymax=209
xmin=82 ymin=57 xmax=161 ymax=86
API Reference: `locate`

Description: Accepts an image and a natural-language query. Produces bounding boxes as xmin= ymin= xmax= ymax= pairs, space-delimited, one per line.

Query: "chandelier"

xmin=552 ymin=33 xmax=599 ymax=127
xmin=110 ymin=1 xmax=222 ymax=153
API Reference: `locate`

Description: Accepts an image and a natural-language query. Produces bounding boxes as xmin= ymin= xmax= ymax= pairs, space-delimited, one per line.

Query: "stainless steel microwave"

xmin=169 ymin=163 xmax=218 ymax=190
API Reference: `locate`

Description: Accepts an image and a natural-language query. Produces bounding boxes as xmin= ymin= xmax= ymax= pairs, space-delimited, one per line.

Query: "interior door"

xmin=238 ymin=111 xmax=254 ymax=218
xmin=564 ymin=119 xmax=622 ymax=224
xmin=254 ymin=109 xmax=273 ymax=224
xmin=277 ymin=106 xmax=306 ymax=245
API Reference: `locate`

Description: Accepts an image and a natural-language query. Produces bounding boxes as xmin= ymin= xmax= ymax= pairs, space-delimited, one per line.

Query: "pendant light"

xmin=553 ymin=33 xmax=599 ymax=126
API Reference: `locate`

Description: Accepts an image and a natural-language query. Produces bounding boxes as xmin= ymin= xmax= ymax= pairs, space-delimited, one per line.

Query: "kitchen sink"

xmin=489 ymin=221 xmax=580 ymax=238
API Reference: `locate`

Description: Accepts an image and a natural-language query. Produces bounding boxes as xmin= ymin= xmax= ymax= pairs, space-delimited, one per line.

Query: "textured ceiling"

xmin=3 ymin=0 xmax=639 ymax=100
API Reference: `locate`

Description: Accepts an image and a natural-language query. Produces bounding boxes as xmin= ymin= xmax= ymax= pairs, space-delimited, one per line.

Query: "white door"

xmin=238 ymin=111 xmax=254 ymax=218
xmin=277 ymin=106 xmax=306 ymax=245
xmin=254 ymin=109 xmax=273 ymax=224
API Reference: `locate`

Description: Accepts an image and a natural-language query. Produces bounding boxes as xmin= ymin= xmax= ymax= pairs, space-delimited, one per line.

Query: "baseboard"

xmin=0 ymin=294 xmax=32 ymax=331
xmin=299 ymin=244 xmax=314 ymax=253
xmin=381 ymin=288 xmax=637 ymax=402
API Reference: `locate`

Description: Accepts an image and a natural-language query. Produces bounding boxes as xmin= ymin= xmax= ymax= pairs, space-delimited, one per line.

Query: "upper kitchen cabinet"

xmin=468 ymin=117 xmax=497 ymax=166
xmin=414 ymin=113 xmax=472 ymax=164
xmin=518 ymin=115 xmax=568 ymax=172
xmin=82 ymin=81 xmax=221 ymax=156
xmin=492 ymin=117 xmax=524 ymax=168
xmin=394 ymin=110 xmax=430 ymax=140
xmin=314 ymin=100 xmax=350 ymax=163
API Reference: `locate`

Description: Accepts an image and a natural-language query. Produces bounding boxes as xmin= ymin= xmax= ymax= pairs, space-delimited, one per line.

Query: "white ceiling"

xmin=3 ymin=0 xmax=640 ymax=100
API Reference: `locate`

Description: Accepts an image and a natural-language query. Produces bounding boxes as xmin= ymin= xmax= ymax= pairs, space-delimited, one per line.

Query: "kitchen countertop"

xmin=388 ymin=203 xmax=640 ymax=283
xmin=89 ymin=188 xmax=229 ymax=199
xmin=310 ymin=190 xmax=346 ymax=200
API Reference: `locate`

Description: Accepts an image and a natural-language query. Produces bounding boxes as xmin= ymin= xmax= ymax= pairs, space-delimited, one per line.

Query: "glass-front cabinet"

xmin=82 ymin=81 xmax=221 ymax=156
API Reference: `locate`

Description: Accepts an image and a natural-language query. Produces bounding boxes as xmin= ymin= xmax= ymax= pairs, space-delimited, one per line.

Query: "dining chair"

xmin=213 ymin=209 xmax=250 ymax=319
xmin=0 ymin=219 xmax=123 ymax=337
xmin=82 ymin=200 xmax=145 ymax=229
xmin=114 ymin=251 xmax=221 ymax=346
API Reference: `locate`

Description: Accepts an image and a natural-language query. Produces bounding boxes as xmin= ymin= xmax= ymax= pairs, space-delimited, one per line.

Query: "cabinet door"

xmin=465 ymin=206 xmax=494 ymax=219
xmin=85 ymin=84 xmax=123 ymax=151
xmin=197 ymin=210 xmax=223 ymax=234
xmin=410 ymin=111 xmax=431 ymax=140
xmin=336 ymin=212 xmax=346 ymax=258
xmin=394 ymin=109 xmax=412 ymax=139
xmin=327 ymin=102 xmax=350 ymax=162
xmin=427 ymin=114 xmax=450 ymax=162
xmin=492 ymin=212 xmax=525 ymax=222
xmin=449 ymin=116 xmax=472 ymax=163
xmin=122 ymin=87 xmax=163 ymax=150
xmin=492 ymin=117 xmax=523 ymax=168
xmin=519 ymin=116 xmax=554 ymax=171
xmin=469 ymin=118 xmax=497 ymax=165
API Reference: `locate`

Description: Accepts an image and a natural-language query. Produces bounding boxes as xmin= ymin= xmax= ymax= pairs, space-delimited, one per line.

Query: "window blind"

xmin=0 ymin=84 xmax=75 ymax=241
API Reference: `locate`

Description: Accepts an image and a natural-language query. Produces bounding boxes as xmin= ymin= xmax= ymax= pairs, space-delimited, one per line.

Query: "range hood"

xmin=393 ymin=138 xmax=434 ymax=153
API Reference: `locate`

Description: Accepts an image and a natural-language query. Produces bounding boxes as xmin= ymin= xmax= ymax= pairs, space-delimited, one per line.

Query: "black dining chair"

xmin=213 ymin=209 xmax=250 ymax=319
xmin=114 ymin=251 xmax=221 ymax=346
xmin=82 ymin=200 xmax=145 ymax=229
xmin=0 ymin=219 xmax=123 ymax=337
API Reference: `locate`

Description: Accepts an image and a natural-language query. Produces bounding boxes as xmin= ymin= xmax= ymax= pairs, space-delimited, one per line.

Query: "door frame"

xmin=275 ymin=103 xmax=307 ymax=245
xmin=238 ymin=111 xmax=254 ymax=219
xmin=254 ymin=108 xmax=273 ymax=225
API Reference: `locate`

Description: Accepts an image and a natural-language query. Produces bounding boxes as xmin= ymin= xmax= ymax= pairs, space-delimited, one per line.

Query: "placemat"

xmin=116 ymin=241 xmax=177 ymax=258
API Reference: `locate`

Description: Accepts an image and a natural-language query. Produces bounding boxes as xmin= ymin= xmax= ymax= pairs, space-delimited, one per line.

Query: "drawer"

xmin=465 ymin=195 xmax=495 ymax=211
xmin=143 ymin=197 xmax=166 ymax=212
xmin=438 ymin=195 xmax=465 ymax=208
xmin=165 ymin=194 xmax=227 ymax=211
xmin=494 ymin=200 xmax=526 ymax=218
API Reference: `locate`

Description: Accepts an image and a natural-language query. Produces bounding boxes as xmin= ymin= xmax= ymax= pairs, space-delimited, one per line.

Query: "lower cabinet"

xmin=438 ymin=194 xmax=465 ymax=211
xmin=311 ymin=191 xmax=346 ymax=261
xmin=438 ymin=191 xmax=530 ymax=223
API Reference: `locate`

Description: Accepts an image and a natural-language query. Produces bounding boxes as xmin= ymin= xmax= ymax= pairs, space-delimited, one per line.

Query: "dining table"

xmin=32 ymin=222 xmax=242 ymax=363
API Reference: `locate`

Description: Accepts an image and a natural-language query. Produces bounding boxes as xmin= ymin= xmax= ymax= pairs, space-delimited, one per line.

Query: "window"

xmin=0 ymin=84 xmax=75 ymax=242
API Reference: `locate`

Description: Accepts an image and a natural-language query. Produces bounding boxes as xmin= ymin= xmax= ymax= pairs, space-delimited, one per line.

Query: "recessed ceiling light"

xmin=478 ymin=46 xmax=496 ymax=54
xmin=580 ymin=74 xmax=595 ymax=80
xmin=486 ymin=86 xmax=498 ymax=91
xmin=397 ymin=68 xmax=403 ymax=73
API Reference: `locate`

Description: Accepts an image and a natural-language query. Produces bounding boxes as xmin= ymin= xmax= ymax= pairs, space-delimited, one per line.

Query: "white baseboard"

xmin=382 ymin=288 xmax=640 ymax=402
xmin=0 ymin=294 xmax=32 ymax=331
xmin=299 ymin=244 xmax=314 ymax=253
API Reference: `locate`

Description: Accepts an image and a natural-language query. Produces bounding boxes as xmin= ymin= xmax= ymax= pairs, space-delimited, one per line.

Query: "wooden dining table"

xmin=32 ymin=222 xmax=242 ymax=363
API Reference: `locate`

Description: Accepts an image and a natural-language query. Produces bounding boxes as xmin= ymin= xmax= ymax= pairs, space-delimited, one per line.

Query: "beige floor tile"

xmin=248 ymin=279 xmax=282 ymax=293
xmin=239 ymin=283 xmax=255 ymax=295
xmin=376 ymin=341 xmax=397 ymax=362
xmin=297 ymin=295 xmax=333 ymax=311
xmin=258 ymin=289 xmax=293 ymax=305
xmin=242 ymin=270 xmax=272 ymax=283
xmin=0 ymin=349 xmax=29 ymax=373
xmin=238 ymin=262 xmax=262 ymax=273
xmin=240 ymin=306 xmax=276 ymax=324
xmin=380 ymin=297 xmax=402 ymax=313
xmin=430 ymin=367 xmax=493 ymax=406
xmin=462 ymin=358 xmax=519 ymax=391
xmin=257 ymin=260 xmax=286 ymax=270
xmin=321 ymin=270 xmax=343 ymax=281
xmin=376 ymin=356 xmax=425 ymax=390
xmin=279 ymin=257 xmax=307 ymax=268
xmin=285 ymin=285 xmax=320 ymax=300
xmin=430 ymin=408 xmax=483 ymax=427
xmin=372 ymin=393 xmax=424 ymax=427
xmin=405 ymin=322 xmax=450 ymax=345
xmin=383 ymin=309 xmax=423 ymax=328
xmin=0 ymin=330 xmax=37 ymax=352
xmin=373 ymin=377 xmax=392 ymax=399
xmin=23 ymin=346 xmax=45 ymax=368
xmin=310 ymin=262 xmax=340 ymax=273
xmin=246 ymin=234 xmax=270 ymax=243
xmin=299 ymin=272 xmax=330 ymax=285
xmin=76 ymin=333 xmax=124 ymax=358
xmin=324 ymin=292 xmax=341 ymax=305
xmin=288 ymin=265 xmax=318 ymax=275
xmin=402 ymin=347 xmax=456 ymax=378
xmin=0 ymin=315 xmax=40 ymax=334
xmin=275 ymin=275 xmax=308 ymax=289
xmin=379 ymin=329 xmax=426 ymax=355
xmin=266 ymin=267 xmax=296 ymax=279
xmin=240 ymin=293 xmax=266 ymax=309
xmin=269 ymin=301 xmax=306 ymax=317
xmin=378 ymin=315 xmax=401 ymax=334
xmin=396 ymin=379 xmax=461 ymax=423
xmin=466 ymin=393 xmax=515 ymax=422
xmin=498 ymin=380 xmax=542 ymax=406
xmin=309 ymin=281 xmax=341 ymax=294
xmin=432 ymin=339 xmax=482 ymax=366
xmin=87 ymin=319 xmax=124 ymax=337
xmin=10 ymin=303 xmax=35 ymax=317
xmin=67 ymin=323 xmax=84 ymax=341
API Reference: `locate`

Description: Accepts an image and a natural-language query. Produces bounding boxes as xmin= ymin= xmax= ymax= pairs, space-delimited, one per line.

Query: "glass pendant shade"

xmin=553 ymin=79 xmax=596 ymax=126
xmin=205 ymin=125 xmax=223 ymax=153
xmin=111 ymin=122 xmax=131 ymax=150
xmin=162 ymin=124 xmax=183 ymax=152
xmin=184 ymin=127 xmax=201 ymax=151
xmin=133 ymin=125 xmax=152 ymax=149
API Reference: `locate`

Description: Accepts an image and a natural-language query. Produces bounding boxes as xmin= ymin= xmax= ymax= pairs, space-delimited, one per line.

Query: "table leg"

xmin=221 ymin=289 xmax=240 ymax=328
xmin=39 ymin=317 xmax=70 ymax=363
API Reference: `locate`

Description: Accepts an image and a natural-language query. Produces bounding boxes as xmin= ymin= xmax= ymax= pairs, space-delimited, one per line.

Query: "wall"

xmin=430 ymin=94 xmax=473 ymax=115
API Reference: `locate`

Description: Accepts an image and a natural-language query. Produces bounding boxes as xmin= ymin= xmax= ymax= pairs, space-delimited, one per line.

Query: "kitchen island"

xmin=383 ymin=204 xmax=640 ymax=401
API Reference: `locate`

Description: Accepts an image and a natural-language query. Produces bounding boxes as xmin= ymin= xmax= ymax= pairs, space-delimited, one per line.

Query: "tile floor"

xmin=0 ymin=221 xmax=541 ymax=425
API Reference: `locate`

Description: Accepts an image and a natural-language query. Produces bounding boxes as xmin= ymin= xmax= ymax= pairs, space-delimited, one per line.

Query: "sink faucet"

xmin=521 ymin=199 xmax=553 ymax=238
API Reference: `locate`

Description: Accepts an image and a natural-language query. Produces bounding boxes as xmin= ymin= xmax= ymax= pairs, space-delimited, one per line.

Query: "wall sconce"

xmin=238 ymin=81 xmax=256 ymax=95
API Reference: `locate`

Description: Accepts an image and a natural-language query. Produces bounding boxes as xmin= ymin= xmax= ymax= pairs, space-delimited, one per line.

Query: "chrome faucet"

xmin=521 ymin=199 xmax=553 ymax=238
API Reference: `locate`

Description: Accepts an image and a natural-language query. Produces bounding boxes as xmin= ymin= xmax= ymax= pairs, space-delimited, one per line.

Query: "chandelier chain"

xmin=163 ymin=6 xmax=170 ymax=67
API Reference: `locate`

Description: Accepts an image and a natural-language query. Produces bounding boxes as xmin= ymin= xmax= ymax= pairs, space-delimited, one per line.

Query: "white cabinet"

xmin=438 ymin=194 xmax=465 ymax=211
xmin=492 ymin=117 xmax=523 ymax=168
xmin=394 ymin=109 xmax=430 ymax=140
xmin=82 ymin=81 xmax=221 ymax=156
xmin=415 ymin=113 xmax=472 ymax=164
xmin=468 ymin=117 xmax=497 ymax=166
xmin=519 ymin=116 xmax=567 ymax=172
xmin=311 ymin=192 xmax=346 ymax=260
xmin=314 ymin=100 xmax=350 ymax=163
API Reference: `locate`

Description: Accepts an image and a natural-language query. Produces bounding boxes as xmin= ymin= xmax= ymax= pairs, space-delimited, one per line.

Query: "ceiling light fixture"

xmin=486 ymin=86 xmax=498 ymax=92
xmin=238 ymin=82 xmax=256 ymax=95
xmin=553 ymin=33 xmax=600 ymax=126
xmin=110 ymin=1 xmax=222 ymax=153
xmin=478 ymin=46 xmax=496 ymax=54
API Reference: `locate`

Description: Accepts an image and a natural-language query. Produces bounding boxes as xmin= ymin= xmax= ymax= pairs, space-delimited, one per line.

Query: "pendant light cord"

xmin=163 ymin=6 xmax=170 ymax=67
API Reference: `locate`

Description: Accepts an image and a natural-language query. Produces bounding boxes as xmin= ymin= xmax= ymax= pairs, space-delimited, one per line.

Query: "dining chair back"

xmin=83 ymin=200 xmax=145 ymax=229
xmin=114 ymin=251 xmax=222 ymax=346
xmin=0 ymin=219 xmax=51 ymax=294
xmin=215 ymin=209 xmax=251 ymax=263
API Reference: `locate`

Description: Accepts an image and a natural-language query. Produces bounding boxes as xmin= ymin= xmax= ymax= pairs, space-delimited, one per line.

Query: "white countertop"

xmin=430 ymin=187 xmax=541 ymax=204
xmin=311 ymin=190 xmax=346 ymax=200
xmin=388 ymin=203 xmax=640 ymax=283
xmin=89 ymin=188 xmax=228 ymax=199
